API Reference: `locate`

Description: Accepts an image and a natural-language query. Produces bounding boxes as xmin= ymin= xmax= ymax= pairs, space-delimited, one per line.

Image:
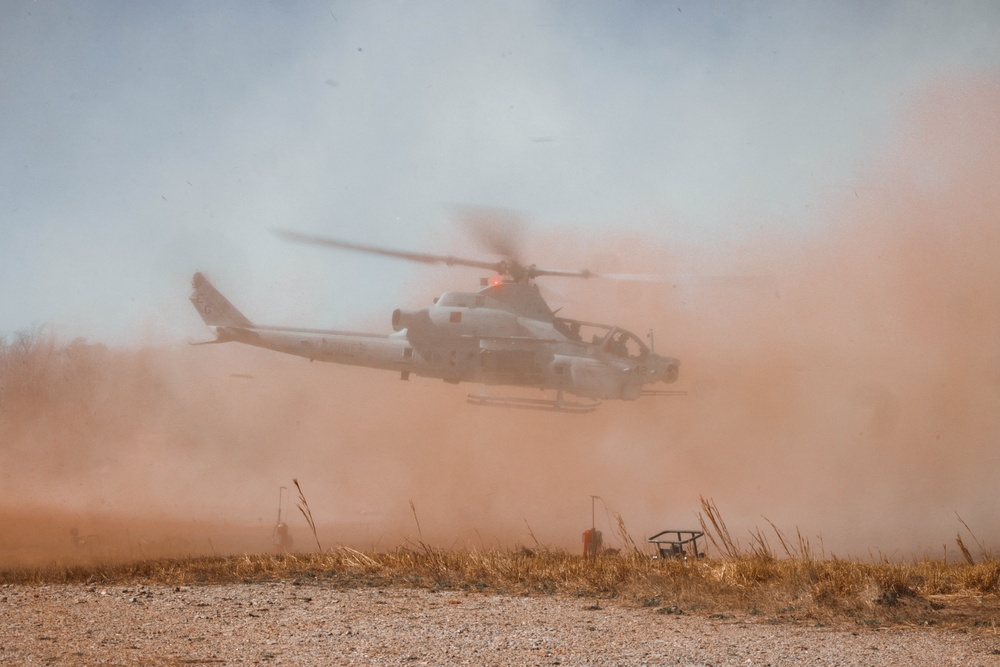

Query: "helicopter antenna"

xmin=647 ymin=329 xmax=655 ymax=353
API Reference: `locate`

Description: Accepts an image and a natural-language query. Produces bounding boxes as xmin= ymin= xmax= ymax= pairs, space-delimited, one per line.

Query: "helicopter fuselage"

xmin=192 ymin=274 xmax=679 ymax=403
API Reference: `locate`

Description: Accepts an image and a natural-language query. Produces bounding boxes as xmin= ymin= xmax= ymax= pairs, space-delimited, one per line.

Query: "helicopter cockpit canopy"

xmin=554 ymin=318 xmax=649 ymax=361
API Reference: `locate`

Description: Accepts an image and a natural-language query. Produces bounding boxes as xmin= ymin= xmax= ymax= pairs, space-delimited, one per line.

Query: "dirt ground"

xmin=4 ymin=582 xmax=1000 ymax=666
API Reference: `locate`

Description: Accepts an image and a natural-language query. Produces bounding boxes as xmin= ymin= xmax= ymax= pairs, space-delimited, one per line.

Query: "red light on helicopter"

xmin=489 ymin=276 xmax=504 ymax=287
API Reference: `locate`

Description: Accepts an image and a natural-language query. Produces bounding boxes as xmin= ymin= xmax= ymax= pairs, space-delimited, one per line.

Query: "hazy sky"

xmin=3 ymin=1 xmax=1000 ymax=343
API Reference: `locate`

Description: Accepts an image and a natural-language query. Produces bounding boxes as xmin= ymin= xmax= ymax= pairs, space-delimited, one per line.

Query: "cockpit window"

xmin=604 ymin=329 xmax=647 ymax=360
xmin=555 ymin=320 xmax=611 ymax=345
xmin=555 ymin=318 xmax=648 ymax=360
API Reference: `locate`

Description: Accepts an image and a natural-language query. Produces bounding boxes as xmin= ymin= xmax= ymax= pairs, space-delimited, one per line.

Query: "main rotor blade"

xmin=589 ymin=272 xmax=678 ymax=283
xmin=276 ymin=228 xmax=740 ymax=285
xmin=275 ymin=230 xmax=501 ymax=273
xmin=528 ymin=267 xmax=597 ymax=279
xmin=594 ymin=273 xmax=774 ymax=287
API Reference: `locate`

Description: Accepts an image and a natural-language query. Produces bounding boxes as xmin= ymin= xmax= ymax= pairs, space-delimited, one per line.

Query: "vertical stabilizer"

xmin=190 ymin=272 xmax=254 ymax=328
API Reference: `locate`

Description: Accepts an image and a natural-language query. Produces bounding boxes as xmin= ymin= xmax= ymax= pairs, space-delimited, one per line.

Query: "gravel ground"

xmin=3 ymin=582 xmax=1000 ymax=666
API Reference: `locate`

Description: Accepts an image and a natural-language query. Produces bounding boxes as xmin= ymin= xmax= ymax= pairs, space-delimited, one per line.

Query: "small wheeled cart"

xmin=648 ymin=529 xmax=705 ymax=560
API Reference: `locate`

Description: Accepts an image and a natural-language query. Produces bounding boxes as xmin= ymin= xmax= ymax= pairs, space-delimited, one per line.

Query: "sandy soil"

xmin=4 ymin=582 xmax=1000 ymax=666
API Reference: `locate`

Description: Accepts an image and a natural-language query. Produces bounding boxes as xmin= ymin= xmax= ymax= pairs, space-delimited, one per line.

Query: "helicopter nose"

xmin=657 ymin=356 xmax=680 ymax=384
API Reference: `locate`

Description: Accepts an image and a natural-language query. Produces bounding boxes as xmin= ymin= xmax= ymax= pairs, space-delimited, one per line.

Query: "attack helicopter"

xmin=189 ymin=222 xmax=680 ymax=412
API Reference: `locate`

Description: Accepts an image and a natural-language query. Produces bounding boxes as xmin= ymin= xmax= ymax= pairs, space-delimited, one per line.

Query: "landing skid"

xmin=640 ymin=389 xmax=688 ymax=397
xmin=466 ymin=390 xmax=601 ymax=414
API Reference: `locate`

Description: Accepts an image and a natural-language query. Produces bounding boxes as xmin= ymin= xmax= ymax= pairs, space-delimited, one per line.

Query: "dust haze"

xmin=3 ymin=76 xmax=999 ymax=564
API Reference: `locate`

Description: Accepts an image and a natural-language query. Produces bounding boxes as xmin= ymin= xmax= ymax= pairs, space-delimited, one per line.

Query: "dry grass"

xmin=3 ymin=547 xmax=999 ymax=629
xmin=1 ymin=497 xmax=998 ymax=628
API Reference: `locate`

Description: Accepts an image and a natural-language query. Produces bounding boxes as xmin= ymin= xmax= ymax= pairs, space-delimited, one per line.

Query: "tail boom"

xmin=189 ymin=272 xmax=410 ymax=372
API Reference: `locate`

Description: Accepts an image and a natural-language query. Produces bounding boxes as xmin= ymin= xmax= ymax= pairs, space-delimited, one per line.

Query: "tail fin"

xmin=190 ymin=272 xmax=254 ymax=328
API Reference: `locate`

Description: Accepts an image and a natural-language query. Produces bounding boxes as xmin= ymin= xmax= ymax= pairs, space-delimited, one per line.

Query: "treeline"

xmin=1 ymin=328 xmax=102 ymax=412
xmin=0 ymin=327 xmax=167 ymax=442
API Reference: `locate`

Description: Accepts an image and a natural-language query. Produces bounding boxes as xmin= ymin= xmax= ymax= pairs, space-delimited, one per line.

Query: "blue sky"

xmin=3 ymin=1 xmax=1000 ymax=343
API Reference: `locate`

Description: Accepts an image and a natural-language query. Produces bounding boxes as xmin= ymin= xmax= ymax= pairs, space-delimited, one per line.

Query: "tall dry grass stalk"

xmin=523 ymin=519 xmax=546 ymax=552
xmin=698 ymin=496 xmax=739 ymax=558
xmin=613 ymin=512 xmax=643 ymax=556
xmin=956 ymin=513 xmax=991 ymax=564
xmin=293 ymin=478 xmax=321 ymax=553
xmin=409 ymin=500 xmax=423 ymax=543
xmin=957 ymin=533 xmax=976 ymax=566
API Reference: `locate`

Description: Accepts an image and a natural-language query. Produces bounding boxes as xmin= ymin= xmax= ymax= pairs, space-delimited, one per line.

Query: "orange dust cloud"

xmin=2 ymin=75 xmax=999 ymax=564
